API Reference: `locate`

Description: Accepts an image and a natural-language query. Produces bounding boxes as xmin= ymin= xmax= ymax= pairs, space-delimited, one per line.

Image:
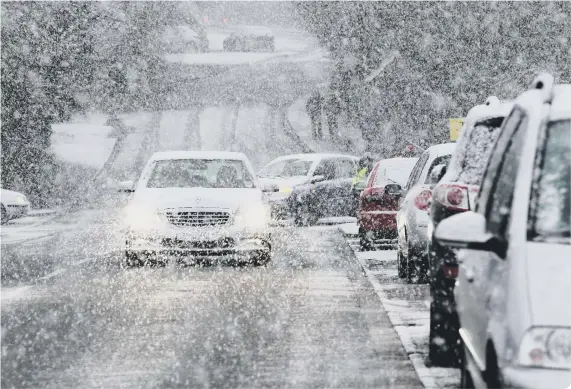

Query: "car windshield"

xmin=258 ymin=159 xmax=313 ymax=178
xmin=456 ymin=117 xmax=504 ymax=185
xmin=529 ymin=120 xmax=571 ymax=242
xmin=147 ymin=159 xmax=255 ymax=189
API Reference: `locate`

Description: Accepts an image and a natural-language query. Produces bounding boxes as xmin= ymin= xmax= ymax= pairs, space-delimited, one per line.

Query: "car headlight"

xmin=123 ymin=206 xmax=163 ymax=230
xmin=234 ymin=203 xmax=269 ymax=229
xmin=279 ymin=186 xmax=293 ymax=193
xmin=517 ymin=327 xmax=571 ymax=369
xmin=15 ymin=195 xmax=28 ymax=205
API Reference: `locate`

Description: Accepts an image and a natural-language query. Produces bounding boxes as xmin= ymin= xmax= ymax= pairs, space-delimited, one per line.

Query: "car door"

xmin=311 ymin=158 xmax=339 ymax=216
xmin=328 ymin=158 xmax=358 ymax=216
xmin=458 ymin=111 xmax=528 ymax=367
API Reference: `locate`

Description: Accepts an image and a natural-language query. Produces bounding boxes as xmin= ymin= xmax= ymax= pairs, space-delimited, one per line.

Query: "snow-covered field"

xmin=340 ymin=223 xmax=461 ymax=389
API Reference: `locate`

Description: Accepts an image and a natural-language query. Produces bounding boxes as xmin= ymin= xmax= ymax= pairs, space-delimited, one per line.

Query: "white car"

xmin=257 ymin=153 xmax=358 ymax=219
xmin=436 ymin=74 xmax=571 ymax=388
xmin=121 ymin=151 xmax=271 ymax=266
xmin=395 ymin=143 xmax=456 ymax=282
xmin=1 ymin=189 xmax=31 ymax=224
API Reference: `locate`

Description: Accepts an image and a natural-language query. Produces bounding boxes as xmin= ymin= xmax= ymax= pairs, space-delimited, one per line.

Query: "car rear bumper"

xmin=502 ymin=366 xmax=571 ymax=389
xmin=358 ymin=211 xmax=397 ymax=233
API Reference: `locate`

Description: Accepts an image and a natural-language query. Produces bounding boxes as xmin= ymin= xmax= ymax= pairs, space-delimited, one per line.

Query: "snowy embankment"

xmin=51 ymin=114 xmax=117 ymax=171
xmin=339 ymin=223 xmax=461 ymax=389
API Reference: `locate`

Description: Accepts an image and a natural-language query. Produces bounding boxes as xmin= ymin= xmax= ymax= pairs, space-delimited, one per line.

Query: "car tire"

xmin=359 ymin=228 xmax=372 ymax=251
xmin=1 ymin=204 xmax=8 ymax=225
xmin=397 ymin=250 xmax=406 ymax=278
xmin=460 ymin=340 xmax=475 ymax=389
xmin=254 ymin=252 xmax=271 ymax=267
xmin=428 ymin=302 xmax=461 ymax=367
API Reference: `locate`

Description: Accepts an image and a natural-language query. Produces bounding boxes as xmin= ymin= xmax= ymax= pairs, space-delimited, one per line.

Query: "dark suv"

xmin=426 ymin=97 xmax=513 ymax=366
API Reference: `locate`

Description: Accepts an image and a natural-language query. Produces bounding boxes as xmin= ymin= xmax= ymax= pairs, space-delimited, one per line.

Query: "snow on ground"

xmin=1 ymin=212 xmax=64 ymax=245
xmin=51 ymin=115 xmax=116 ymax=170
xmin=158 ymin=110 xmax=192 ymax=151
xmin=164 ymin=51 xmax=298 ymax=66
xmin=199 ymin=107 xmax=229 ymax=151
xmin=341 ymin=225 xmax=461 ymax=389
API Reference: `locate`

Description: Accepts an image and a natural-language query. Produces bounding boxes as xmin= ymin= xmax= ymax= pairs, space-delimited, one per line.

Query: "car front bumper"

xmin=125 ymin=225 xmax=271 ymax=260
xmin=6 ymin=204 xmax=30 ymax=218
xmin=502 ymin=366 xmax=571 ymax=389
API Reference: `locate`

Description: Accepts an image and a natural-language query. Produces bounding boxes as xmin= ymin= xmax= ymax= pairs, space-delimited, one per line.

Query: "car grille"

xmin=164 ymin=210 xmax=230 ymax=227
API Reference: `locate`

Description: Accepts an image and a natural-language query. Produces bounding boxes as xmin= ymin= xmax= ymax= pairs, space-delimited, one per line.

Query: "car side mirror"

xmin=311 ymin=175 xmax=326 ymax=184
xmin=118 ymin=180 xmax=135 ymax=193
xmin=429 ymin=164 xmax=447 ymax=187
xmin=384 ymin=183 xmax=402 ymax=197
xmin=435 ymin=211 xmax=507 ymax=257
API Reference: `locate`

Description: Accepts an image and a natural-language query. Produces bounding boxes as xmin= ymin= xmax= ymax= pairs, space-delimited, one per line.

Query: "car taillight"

xmin=434 ymin=183 xmax=469 ymax=211
xmin=414 ymin=189 xmax=432 ymax=211
xmin=443 ymin=263 xmax=458 ymax=278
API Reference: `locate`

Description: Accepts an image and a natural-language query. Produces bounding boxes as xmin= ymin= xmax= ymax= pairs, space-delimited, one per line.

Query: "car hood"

xmin=526 ymin=242 xmax=571 ymax=326
xmin=129 ymin=188 xmax=263 ymax=212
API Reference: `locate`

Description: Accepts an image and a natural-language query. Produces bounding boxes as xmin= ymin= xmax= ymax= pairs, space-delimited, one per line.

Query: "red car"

xmin=358 ymin=157 xmax=418 ymax=250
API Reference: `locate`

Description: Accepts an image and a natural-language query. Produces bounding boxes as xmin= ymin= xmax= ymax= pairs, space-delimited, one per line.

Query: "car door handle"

xmin=465 ymin=268 xmax=475 ymax=283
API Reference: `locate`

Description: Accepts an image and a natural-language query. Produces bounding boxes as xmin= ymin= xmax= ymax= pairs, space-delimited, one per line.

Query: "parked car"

xmin=396 ymin=143 xmax=456 ymax=282
xmin=223 ymin=33 xmax=275 ymax=52
xmin=258 ymin=153 xmax=358 ymax=222
xmin=1 ymin=188 xmax=31 ymax=224
xmin=358 ymin=157 xmax=418 ymax=250
xmin=286 ymin=154 xmax=359 ymax=226
xmin=121 ymin=151 xmax=271 ymax=267
xmin=436 ymin=74 xmax=571 ymax=388
xmin=427 ymin=97 xmax=514 ymax=366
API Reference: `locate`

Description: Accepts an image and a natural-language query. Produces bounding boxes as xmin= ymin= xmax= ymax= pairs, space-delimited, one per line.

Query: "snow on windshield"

xmin=372 ymin=158 xmax=418 ymax=187
xmin=147 ymin=159 xmax=254 ymax=188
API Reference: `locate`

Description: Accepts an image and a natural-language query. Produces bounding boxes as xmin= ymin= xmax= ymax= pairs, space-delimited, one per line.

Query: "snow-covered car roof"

xmin=266 ymin=153 xmax=359 ymax=164
xmin=426 ymin=142 xmax=456 ymax=157
xmin=149 ymin=151 xmax=250 ymax=162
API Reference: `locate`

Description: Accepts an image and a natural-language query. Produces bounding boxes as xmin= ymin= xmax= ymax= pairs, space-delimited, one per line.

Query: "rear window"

xmin=528 ymin=120 xmax=571 ymax=243
xmin=372 ymin=158 xmax=418 ymax=187
xmin=424 ymin=155 xmax=452 ymax=184
xmin=457 ymin=117 xmax=504 ymax=185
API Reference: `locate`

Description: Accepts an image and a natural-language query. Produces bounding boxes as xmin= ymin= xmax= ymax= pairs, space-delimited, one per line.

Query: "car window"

xmin=477 ymin=109 xmax=524 ymax=213
xmin=374 ymin=158 xmax=418 ymax=187
xmin=146 ymin=159 xmax=255 ymax=189
xmin=313 ymin=158 xmax=337 ymax=180
xmin=485 ymin=116 xmax=528 ymax=239
xmin=259 ymin=159 xmax=313 ymax=178
xmin=424 ymin=155 xmax=452 ymax=184
xmin=336 ymin=159 xmax=356 ymax=178
xmin=457 ymin=116 xmax=505 ymax=186
xmin=406 ymin=152 xmax=428 ymax=190
xmin=528 ymin=119 xmax=571 ymax=243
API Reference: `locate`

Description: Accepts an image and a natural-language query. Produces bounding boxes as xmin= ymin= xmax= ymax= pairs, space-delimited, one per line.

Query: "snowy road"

xmin=1 ymin=219 xmax=423 ymax=389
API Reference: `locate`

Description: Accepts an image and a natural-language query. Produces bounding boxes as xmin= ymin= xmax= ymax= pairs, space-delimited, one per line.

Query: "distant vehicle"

xmin=1 ymin=188 xmax=31 ymax=224
xmin=121 ymin=151 xmax=271 ymax=267
xmin=160 ymin=25 xmax=209 ymax=53
xmin=280 ymin=154 xmax=359 ymax=226
xmin=223 ymin=33 xmax=275 ymax=52
xmin=427 ymin=97 xmax=514 ymax=367
xmin=436 ymin=74 xmax=571 ymax=389
xmin=396 ymin=143 xmax=456 ymax=282
xmin=357 ymin=157 xmax=418 ymax=250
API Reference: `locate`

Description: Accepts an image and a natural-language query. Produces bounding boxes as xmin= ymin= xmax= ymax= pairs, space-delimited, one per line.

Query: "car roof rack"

xmin=530 ymin=73 xmax=555 ymax=103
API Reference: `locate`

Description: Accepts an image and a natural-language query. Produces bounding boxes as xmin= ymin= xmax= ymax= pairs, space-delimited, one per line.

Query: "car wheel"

xmin=254 ymin=252 xmax=271 ymax=267
xmin=1 ymin=204 xmax=8 ymax=225
xmin=359 ymin=228 xmax=372 ymax=251
xmin=405 ymin=251 xmax=416 ymax=283
xmin=428 ymin=302 xmax=461 ymax=367
xmin=397 ymin=250 xmax=406 ymax=278
xmin=460 ymin=340 xmax=475 ymax=389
